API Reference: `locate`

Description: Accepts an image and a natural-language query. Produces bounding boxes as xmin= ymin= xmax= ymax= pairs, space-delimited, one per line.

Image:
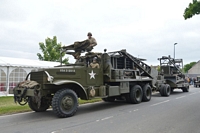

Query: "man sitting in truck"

xmin=86 ymin=32 xmax=97 ymax=52
xmin=89 ymin=57 xmax=99 ymax=68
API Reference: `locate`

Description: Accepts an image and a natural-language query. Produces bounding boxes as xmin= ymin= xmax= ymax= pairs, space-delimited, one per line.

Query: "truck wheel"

xmin=159 ymin=84 xmax=165 ymax=96
xmin=182 ymin=86 xmax=189 ymax=92
xmin=102 ymin=97 xmax=115 ymax=102
xmin=142 ymin=84 xmax=152 ymax=102
xmin=52 ymin=89 xmax=78 ymax=118
xmin=160 ymin=84 xmax=170 ymax=97
xmin=164 ymin=84 xmax=171 ymax=96
xmin=130 ymin=85 xmax=143 ymax=104
xmin=28 ymin=97 xmax=49 ymax=112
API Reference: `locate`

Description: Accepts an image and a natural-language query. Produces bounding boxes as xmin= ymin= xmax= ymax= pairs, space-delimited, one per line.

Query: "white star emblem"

xmin=89 ymin=70 xmax=96 ymax=79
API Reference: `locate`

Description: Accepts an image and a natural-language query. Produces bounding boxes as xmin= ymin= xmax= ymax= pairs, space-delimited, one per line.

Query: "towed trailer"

xmin=12 ymin=41 xmax=189 ymax=118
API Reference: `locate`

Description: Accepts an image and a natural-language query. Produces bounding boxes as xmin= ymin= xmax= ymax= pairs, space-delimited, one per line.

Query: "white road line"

xmin=150 ymin=100 xmax=170 ymax=106
xmin=189 ymin=92 xmax=198 ymax=95
xmin=129 ymin=109 xmax=138 ymax=113
xmin=101 ymin=116 xmax=113 ymax=121
xmin=176 ymin=96 xmax=185 ymax=99
xmin=51 ymin=129 xmax=63 ymax=133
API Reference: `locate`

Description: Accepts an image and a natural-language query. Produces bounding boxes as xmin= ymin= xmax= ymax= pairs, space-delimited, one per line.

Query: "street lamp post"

xmin=174 ymin=43 xmax=177 ymax=59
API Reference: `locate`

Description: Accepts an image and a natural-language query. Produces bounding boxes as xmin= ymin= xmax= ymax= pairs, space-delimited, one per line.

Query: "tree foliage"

xmin=183 ymin=62 xmax=196 ymax=72
xmin=37 ymin=36 xmax=68 ymax=64
xmin=183 ymin=0 xmax=200 ymax=19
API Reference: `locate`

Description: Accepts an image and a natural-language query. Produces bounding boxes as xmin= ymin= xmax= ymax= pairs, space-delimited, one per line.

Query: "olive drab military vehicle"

xmin=158 ymin=56 xmax=189 ymax=94
xmin=12 ymin=41 xmax=189 ymax=118
xmin=194 ymin=76 xmax=200 ymax=87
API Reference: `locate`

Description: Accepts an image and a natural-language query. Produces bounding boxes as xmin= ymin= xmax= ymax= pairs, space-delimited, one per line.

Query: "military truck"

xmin=194 ymin=76 xmax=200 ymax=87
xmin=12 ymin=41 xmax=188 ymax=118
xmin=158 ymin=56 xmax=189 ymax=94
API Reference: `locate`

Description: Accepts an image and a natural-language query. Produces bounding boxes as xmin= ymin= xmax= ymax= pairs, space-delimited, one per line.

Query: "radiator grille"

xmin=30 ymin=71 xmax=47 ymax=84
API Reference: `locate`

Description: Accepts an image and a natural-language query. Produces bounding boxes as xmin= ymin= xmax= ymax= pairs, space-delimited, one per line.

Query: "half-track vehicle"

xmin=194 ymin=76 xmax=200 ymax=87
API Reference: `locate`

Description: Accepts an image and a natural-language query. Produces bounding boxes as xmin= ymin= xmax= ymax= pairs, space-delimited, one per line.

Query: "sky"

xmin=0 ymin=0 xmax=199 ymax=66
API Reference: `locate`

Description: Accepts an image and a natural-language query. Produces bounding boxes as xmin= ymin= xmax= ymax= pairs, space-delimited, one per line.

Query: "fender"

xmin=52 ymin=80 xmax=88 ymax=99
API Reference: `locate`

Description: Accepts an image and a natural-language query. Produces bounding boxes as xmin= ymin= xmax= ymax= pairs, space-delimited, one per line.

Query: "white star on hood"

xmin=89 ymin=70 xmax=96 ymax=79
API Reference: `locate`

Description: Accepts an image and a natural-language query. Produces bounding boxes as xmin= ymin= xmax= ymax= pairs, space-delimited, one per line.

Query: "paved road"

xmin=1 ymin=86 xmax=200 ymax=133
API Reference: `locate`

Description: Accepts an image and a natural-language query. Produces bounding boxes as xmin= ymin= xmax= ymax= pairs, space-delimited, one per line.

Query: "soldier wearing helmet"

xmin=89 ymin=57 xmax=100 ymax=68
xmin=86 ymin=32 xmax=97 ymax=52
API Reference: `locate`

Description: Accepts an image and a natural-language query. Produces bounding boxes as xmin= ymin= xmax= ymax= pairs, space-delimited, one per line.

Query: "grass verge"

xmin=0 ymin=96 xmax=102 ymax=116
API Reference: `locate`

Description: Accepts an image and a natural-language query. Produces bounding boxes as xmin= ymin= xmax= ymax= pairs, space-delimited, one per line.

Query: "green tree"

xmin=37 ymin=36 xmax=68 ymax=64
xmin=184 ymin=62 xmax=196 ymax=72
xmin=183 ymin=0 xmax=200 ymax=19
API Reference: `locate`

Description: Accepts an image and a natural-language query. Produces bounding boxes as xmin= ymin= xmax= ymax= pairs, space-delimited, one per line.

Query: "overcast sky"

xmin=0 ymin=0 xmax=199 ymax=66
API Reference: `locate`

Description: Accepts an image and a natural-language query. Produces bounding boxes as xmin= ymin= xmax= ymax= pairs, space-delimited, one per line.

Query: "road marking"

xmin=51 ymin=129 xmax=63 ymax=133
xmin=101 ymin=116 xmax=113 ymax=121
xmin=189 ymin=92 xmax=198 ymax=95
xmin=176 ymin=96 xmax=185 ymax=99
xmin=129 ymin=109 xmax=139 ymax=113
xmin=150 ymin=100 xmax=170 ymax=106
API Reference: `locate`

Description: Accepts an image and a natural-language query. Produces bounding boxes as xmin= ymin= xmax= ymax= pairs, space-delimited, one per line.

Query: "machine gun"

xmin=62 ymin=40 xmax=91 ymax=59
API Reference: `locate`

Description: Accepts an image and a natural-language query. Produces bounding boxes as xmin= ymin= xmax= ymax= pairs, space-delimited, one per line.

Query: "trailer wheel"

xmin=130 ymin=85 xmax=143 ymax=104
xmin=52 ymin=88 xmax=78 ymax=118
xmin=160 ymin=84 xmax=170 ymax=97
xmin=28 ymin=97 xmax=49 ymax=112
xmin=142 ymin=84 xmax=152 ymax=102
xmin=182 ymin=86 xmax=189 ymax=92
xmin=159 ymin=84 xmax=165 ymax=96
xmin=102 ymin=97 xmax=115 ymax=102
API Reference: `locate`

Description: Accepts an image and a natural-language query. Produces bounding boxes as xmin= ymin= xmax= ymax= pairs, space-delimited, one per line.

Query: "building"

xmin=0 ymin=56 xmax=59 ymax=96
xmin=186 ymin=60 xmax=200 ymax=78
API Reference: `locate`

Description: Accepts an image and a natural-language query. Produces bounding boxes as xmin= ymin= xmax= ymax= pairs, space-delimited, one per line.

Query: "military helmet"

xmin=93 ymin=57 xmax=97 ymax=61
xmin=87 ymin=32 xmax=92 ymax=36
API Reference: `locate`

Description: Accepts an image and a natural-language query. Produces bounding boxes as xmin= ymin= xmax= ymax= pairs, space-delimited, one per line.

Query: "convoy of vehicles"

xmin=12 ymin=41 xmax=189 ymax=118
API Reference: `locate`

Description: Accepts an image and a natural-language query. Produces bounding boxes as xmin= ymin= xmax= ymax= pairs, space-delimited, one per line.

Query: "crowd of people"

xmin=185 ymin=77 xmax=196 ymax=85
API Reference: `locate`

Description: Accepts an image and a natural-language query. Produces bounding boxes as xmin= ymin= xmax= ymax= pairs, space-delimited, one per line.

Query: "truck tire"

xmin=160 ymin=84 xmax=170 ymax=97
xmin=28 ymin=97 xmax=49 ymax=112
xmin=102 ymin=97 xmax=115 ymax=102
xmin=52 ymin=88 xmax=78 ymax=118
xmin=159 ymin=84 xmax=165 ymax=96
xmin=182 ymin=86 xmax=189 ymax=92
xmin=142 ymin=84 xmax=152 ymax=102
xmin=130 ymin=85 xmax=143 ymax=104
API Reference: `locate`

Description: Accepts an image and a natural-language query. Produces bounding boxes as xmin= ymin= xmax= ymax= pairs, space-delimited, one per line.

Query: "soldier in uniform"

xmin=63 ymin=32 xmax=97 ymax=59
xmin=89 ymin=57 xmax=100 ymax=68
xmin=86 ymin=32 xmax=97 ymax=52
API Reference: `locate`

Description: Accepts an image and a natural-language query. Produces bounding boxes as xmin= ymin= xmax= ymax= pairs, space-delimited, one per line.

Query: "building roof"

xmin=0 ymin=56 xmax=60 ymax=68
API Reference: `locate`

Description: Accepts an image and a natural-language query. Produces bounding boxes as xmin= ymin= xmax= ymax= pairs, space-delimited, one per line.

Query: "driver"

xmin=89 ymin=57 xmax=100 ymax=68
